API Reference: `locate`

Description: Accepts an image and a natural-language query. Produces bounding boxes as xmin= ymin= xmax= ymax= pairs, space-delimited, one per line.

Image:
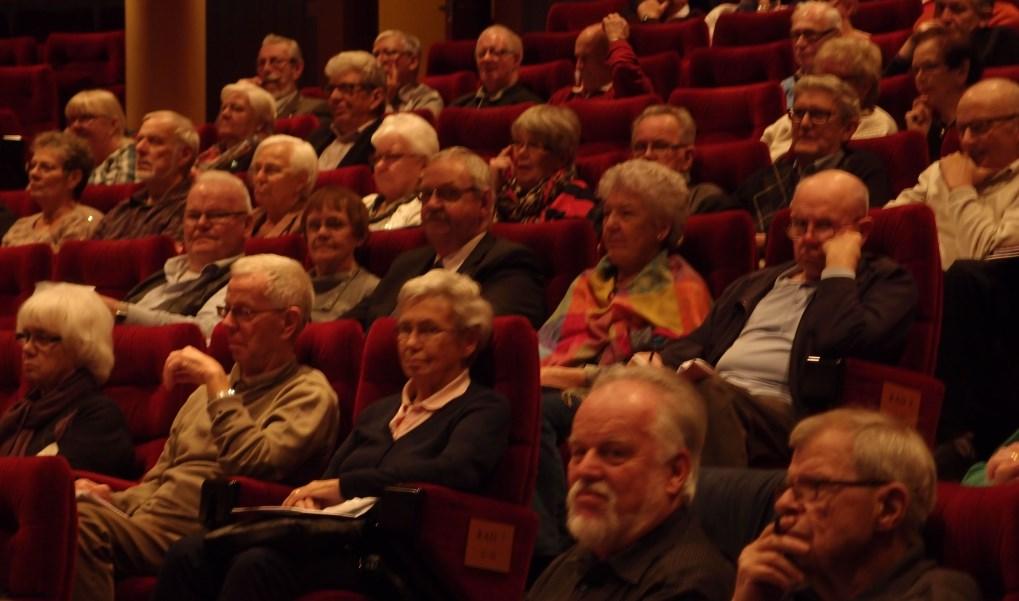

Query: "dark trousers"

xmin=531 ymin=388 xmax=579 ymax=564
xmin=695 ymin=375 xmax=794 ymax=469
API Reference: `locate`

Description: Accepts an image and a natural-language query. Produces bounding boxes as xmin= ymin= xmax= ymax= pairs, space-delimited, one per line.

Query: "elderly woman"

xmin=249 ymin=134 xmax=318 ymax=237
xmin=65 ymin=89 xmax=136 ymax=184
xmin=490 ymin=104 xmax=595 ymax=223
xmin=196 ymin=81 xmax=277 ymax=173
xmin=362 ymin=112 xmax=438 ymax=230
xmin=154 ymin=269 xmax=511 ymax=599
xmin=762 ymin=36 xmax=897 ymax=161
xmin=3 ymin=131 xmax=104 ymax=248
xmin=906 ymin=26 xmax=977 ymax=159
xmin=0 ymin=284 xmax=134 ymax=478
xmin=304 ymin=186 xmax=379 ymax=321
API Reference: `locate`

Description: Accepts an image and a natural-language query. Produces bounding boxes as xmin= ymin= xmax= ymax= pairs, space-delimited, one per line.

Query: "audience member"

xmin=491 ymin=104 xmax=595 ymax=222
xmin=195 ymin=82 xmax=276 ymax=174
xmin=310 ymin=51 xmax=386 ymax=170
xmin=733 ymin=409 xmax=980 ymax=601
xmin=153 ymin=269 xmax=509 ymax=600
xmin=661 ymin=170 xmax=916 ymax=467
xmin=636 ymin=0 xmax=705 ymax=21
xmin=303 ymin=186 xmax=379 ymax=321
xmin=345 ymin=146 xmax=545 ymax=327
xmin=963 ymin=428 xmax=1019 ymax=485
xmin=372 ymin=29 xmax=443 ymax=119
xmin=529 ymin=366 xmax=734 ymax=600
xmin=3 ymin=131 xmax=102 ymax=248
xmin=101 ymin=171 xmax=252 ymax=339
xmin=249 ymin=134 xmax=318 ymax=237
xmin=71 ymin=253 xmax=339 ymax=600
xmin=827 ymin=0 xmax=870 ymax=39
xmin=249 ymin=34 xmax=329 ymax=121
xmin=782 ymin=2 xmax=843 ymax=109
xmin=549 ymin=14 xmax=654 ymax=103
xmin=631 ymin=104 xmax=734 ymax=213
xmin=736 ymin=75 xmax=890 ymax=234
xmin=91 ymin=110 xmax=198 ymax=241
xmin=362 ymin=112 xmax=437 ymax=230
xmin=452 ymin=25 xmax=541 ymax=108
xmin=0 ymin=283 xmax=134 ymax=478
xmin=65 ymin=89 xmax=137 ymax=185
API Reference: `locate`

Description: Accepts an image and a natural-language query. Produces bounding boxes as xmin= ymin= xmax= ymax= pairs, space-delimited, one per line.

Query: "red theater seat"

xmin=871 ymin=29 xmax=913 ymax=67
xmin=0 ymin=36 xmax=38 ymax=66
xmin=575 ymin=148 xmax=628 ymax=187
xmin=53 ymin=236 xmax=176 ymax=299
xmin=670 ymin=82 xmax=785 ymax=143
xmin=878 ymin=73 xmax=919 ymax=130
xmin=315 ymin=165 xmax=375 ymax=196
xmin=81 ymin=182 xmax=142 ymax=213
xmin=638 ymin=52 xmax=682 ymax=100
xmin=684 ymin=41 xmax=795 ymax=87
xmin=852 ymin=0 xmax=922 ymax=33
xmin=983 ymin=64 xmax=1019 ymax=84
xmin=43 ymin=31 xmax=125 ymax=102
xmin=848 ymin=130 xmax=930 ymax=201
xmin=437 ymin=103 xmax=536 ymax=157
xmin=425 ymin=39 xmax=477 ymax=76
xmin=680 ymin=210 xmax=757 ymax=298
xmin=546 ymin=0 xmax=629 ymax=32
xmin=713 ymin=9 xmax=793 ymax=46
xmin=630 ymin=19 xmax=710 ymax=56
xmin=244 ymin=233 xmax=307 ymax=264
xmin=0 ymin=243 xmax=51 ymax=329
xmin=422 ymin=70 xmax=479 ymax=106
xmin=0 ymin=65 xmax=59 ymax=138
xmin=518 ymin=60 xmax=573 ymax=101
xmin=567 ymin=94 xmax=661 ymax=155
xmin=692 ymin=139 xmax=773 ymax=193
xmin=274 ymin=114 xmax=321 ymax=140
xmin=0 ymin=189 xmax=36 ymax=218
xmin=522 ymin=31 xmax=577 ymax=64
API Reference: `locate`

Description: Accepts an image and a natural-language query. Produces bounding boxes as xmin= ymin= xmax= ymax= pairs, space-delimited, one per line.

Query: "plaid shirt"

xmin=88 ymin=142 xmax=138 ymax=185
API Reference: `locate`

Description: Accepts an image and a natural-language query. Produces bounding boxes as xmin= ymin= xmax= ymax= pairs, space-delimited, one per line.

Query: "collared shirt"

xmin=452 ymin=82 xmax=542 ymax=108
xmin=389 ymin=82 xmax=444 ymax=119
xmin=762 ymin=108 xmax=899 ymax=162
xmin=317 ymin=120 xmax=374 ymax=170
xmin=250 ymin=203 xmax=305 ymax=238
xmin=310 ymin=266 xmax=379 ymax=322
xmin=91 ymin=177 xmax=191 ymax=241
xmin=362 ymin=193 xmax=422 ymax=231
xmin=438 ymin=231 xmax=486 ymax=272
xmin=389 ymin=369 xmax=470 ymax=439
xmin=88 ymin=141 xmax=138 ymax=185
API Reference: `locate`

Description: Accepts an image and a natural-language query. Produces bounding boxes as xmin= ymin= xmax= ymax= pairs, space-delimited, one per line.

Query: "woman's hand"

xmin=987 ymin=442 xmax=1019 ymax=485
xmin=905 ymin=96 xmax=932 ymax=135
xmin=489 ymin=146 xmax=514 ymax=189
xmin=282 ymin=479 xmax=343 ymax=509
xmin=163 ymin=345 xmax=230 ymax=397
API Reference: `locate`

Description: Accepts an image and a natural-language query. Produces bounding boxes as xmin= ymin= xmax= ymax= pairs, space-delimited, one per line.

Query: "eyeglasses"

xmin=631 ymin=140 xmax=687 ymax=154
xmin=786 ymin=217 xmax=856 ymax=239
xmin=25 ymin=160 xmax=63 ymax=174
xmin=790 ymin=27 xmax=838 ymax=43
xmin=373 ymin=48 xmax=410 ymax=60
xmin=417 ymin=185 xmax=477 ymax=203
xmin=216 ymin=305 xmax=286 ymax=320
xmin=511 ymin=140 xmax=549 ymax=153
xmin=257 ymin=57 xmax=295 ymax=68
xmin=776 ymin=475 xmax=889 ymax=503
xmin=956 ymin=113 xmax=1019 ymax=136
xmin=476 ymin=47 xmax=516 ymax=60
xmin=66 ymin=113 xmax=102 ymax=124
xmin=184 ymin=210 xmax=248 ymax=224
xmin=396 ymin=320 xmax=453 ymax=340
xmin=306 ymin=216 xmax=350 ymax=232
xmin=324 ymin=82 xmax=373 ymax=96
xmin=788 ymin=107 xmax=836 ymax=125
xmin=15 ymin=330 xmax=63 ymax=347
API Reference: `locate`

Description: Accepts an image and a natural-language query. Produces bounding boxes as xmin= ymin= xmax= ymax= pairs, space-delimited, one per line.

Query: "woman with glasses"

xmin=65 ymin=89 xmax=137 ymax=185
xmin=0 ymin=283 xmax=134 ymax=478
xmin=249 ymin=135 xmax=318 ymax=238
xmin=303 ymin=186 xmax=379 ymax=321
xmin=361 ymin=112 xmax=437 ymax=230
xmin=490 ymin=104 xmax=595 ymax=223
xmin=2 ymin=131 xmax=104 ymax=248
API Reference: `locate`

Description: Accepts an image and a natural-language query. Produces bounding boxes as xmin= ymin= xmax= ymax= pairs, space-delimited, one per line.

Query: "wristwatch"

xmin=213 ymin=387 xmax=237 ymax=401
xmin=114 ymin=302 xmax=129 ymax=323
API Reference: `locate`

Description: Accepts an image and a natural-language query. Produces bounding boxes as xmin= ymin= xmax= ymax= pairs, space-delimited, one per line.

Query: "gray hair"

xmin=253 ymin=134 xmax=318 ymax=196
xmin=429 ymin=146 xmax=494 ymax=195
xmin=511 ymin=104 xmax=581 ymax=165
xmin=141 ymin=110 xmax=200 ymax=157
xmin=221 ymin=81 xmax=277 ymax=133
xmin=371 ymin=112 xmax=439 ymax=157
xmin=65 ymin=89 xmax=126 ymax=133
xmin=17 ymin=283 xmax=114 ymax=383
xmin=193 ymin=170 xmax=253 ymax=212
xmin=597 ymin=159 xmax=691 ymax=248
xmin=396 ymin=269 xmax=494 ymax=350
xmin=632 ymin=104 xmax=696 ymax=145
xmin=261 ymin=33 xmax=302 ymax=63
xmin=324 ymin=50 xmax=386 ymax=90
xmin=792 ymin=1 xmax=843 ymax=29
xmin=31 ymin=130 xmax=94 ymax=199
xmin=375 ymin=29 xmax=422 ymax=58
xmin=591 ymin=365 xmax=707 ymax=503
xmin=477 ymin=24 xmax=523 ymax=58
xmin=815 ymin=36 xmax=882 ymax=108
xmin=231 ymin=254 xmax=314 ymax=326
xmin=794 ymin=74 xmax=861 ymax=124
xmin=790 ymin=409 xmax=936 ymax=538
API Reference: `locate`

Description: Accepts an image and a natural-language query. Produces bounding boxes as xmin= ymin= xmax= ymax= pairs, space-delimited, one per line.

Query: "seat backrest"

xmin=425 ymin=39 xmax=477 ymax=76
xmin=713 ymin=8 xmax=793 ymax=46
xmin=630 ymin=19 xmax=709 ymax=56
xmin=315 ymin=165 xmax=375 ymax=196
xmin=0 ymin=36 xmax=38 ymax=66
xmin=522 ymin=31 xmax=577 ymax=65
xmin=274 ymin=114 xmax=320 ymax=140
xmin=638 ymin=51 xmax=682 ymax=100
xmin=765 ymin=204 xmax=943 ymax=373
xmin=356 ymin=226 xmax=428 ymax=278
xmin=679 ymin=210 xmax=757 ymax=298
xmin=546 ymin=0 xmax=630 ymax=32
xmin=847 ymin=130 xmax=929 ymax=201
xmin=355 ymin=316 xmax=540 ymax=505
xmin=0 ymin=243 xmax=51 ymax=329
xmin=685 ymin=41 xmax=795 ymax=87
xmin=54 ymin=236 xmax=177 ymax=300
xmin=244 ymin=233 xmax=307 ymax=264
xmin=422 ymin=70 xmax=479 ymax=106
xmin=670 ymin=81 xmax=785 ymax=143
xmin=871 ymin=29 xmax=913 ymax=68
xmin=518 ymin=60 xmax=573 ymax=101
xmin=437 ymin=103 xmax=536 ymax=158
xmin=566 ymin=94 xmax=661 ymax=155
xmin=692 ymin=139 xmax=773 ymax=193
xmin=983 ymin=64 xmax=1019 ymax=84
xmin=0 ymin=330 xmax=24 ymax=413
xmin=106 ymin=324 xmax=205 ymax=475
xmin=878 ymin=73 xmax=919 ymax=130
xmin=0 ymin=189 xmax=37 ymax=218
xmin=80 ymin=182 xmax=142 ymax=213
xmin=852 ymin=0 xmax=922 ymax=33
xmin=575 ymin=148 xmax=629 ymax=187
xmin=0 ymin=65 xmax=58 ymax=137
xmin=43 ymin=30 xmax=124 ymax=85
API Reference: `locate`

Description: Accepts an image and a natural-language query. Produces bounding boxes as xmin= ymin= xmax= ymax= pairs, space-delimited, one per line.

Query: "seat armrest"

xmin=200 ymin=476 xmax=294 ymax=530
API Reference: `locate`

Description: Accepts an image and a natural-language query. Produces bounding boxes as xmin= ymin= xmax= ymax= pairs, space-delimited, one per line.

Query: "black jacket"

xmin=308 ymin=117 xmax=383 ymax=170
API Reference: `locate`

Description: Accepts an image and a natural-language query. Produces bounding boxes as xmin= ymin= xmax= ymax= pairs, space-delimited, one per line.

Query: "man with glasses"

xmin=782 ymin=2 xmax=842 ymax=109
xmin=98 ymin=171 xmax=252 ymax=339
xmin=732 ymin=408 xmax=978 ymax=601
xmin=452 ymin=25 xmax=541 ymax=108
xmin=309 ymin=51 xmax=386 ymax=170
xmin=372 ymin=30 xmax=443 ymax=119
xmin=345 ymin=146 xmax=545 ymax=327
xmin=247 ymin=34 xmax=329 ymax=121
xmin=72 ymin=252 xmax=339 ymax=601
xmin=658 ymin=170 xmax=916 ymax=467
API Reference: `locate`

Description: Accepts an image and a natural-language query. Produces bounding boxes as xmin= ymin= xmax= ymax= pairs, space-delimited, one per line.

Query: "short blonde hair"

xmin=231 ymin=254 xmax=314 ymax=327
xmin=511 ymin=104 xmax=581 ymax=165
xmin=815 ymin=36 xmax=882 ymax=108
xmin=324 ymin=50 xmax=386 ymax=90
xmin=65 ymin=89 xmax=126 ymax=133
xmin=17 ymin=283 xmax=115 ymax=383
xmin=597 ymin=159 xmax=691 ymax=249
xmin=396 ymin=269 xmax=494 ymax=350
xmin=252 ymin=134 xmax=318 ymax=196
xmin=221 ymin=81 xmax=277 ymax=134
xmin=371 ymin=112 xmax=439 ymax=157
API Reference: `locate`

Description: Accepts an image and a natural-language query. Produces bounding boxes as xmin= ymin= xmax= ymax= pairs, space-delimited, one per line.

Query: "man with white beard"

xmin=528 ymin=366 xmax=734 ymax=600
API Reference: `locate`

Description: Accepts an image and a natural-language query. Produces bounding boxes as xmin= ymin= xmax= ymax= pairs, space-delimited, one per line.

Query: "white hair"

xmin=231 ymin=254 xmax=314 ymax=326
xmin=193 ymin=170 xmax=253 ymax=212
xmin=396 ymin=269 xmax=494 ymax=349
xmin=221 ymin=80 xmax=278 ymax=133
xmin=597 ymin=159 xmax=691 ymax=249
xmin=371 ymin=112 xmax=439 ymax=158
xmin=375 ymin=29 xmax=422 ymax=58
xmin=324 ymin=50 xmax=386 ymax=89
xmin=253 ymin=134 xmax=318 ymax=196
xmin=428 ymin=146 xmax=493 ymax=195
xmin=261 ymin=33 xmax=302 ymax=62
xmin=793 ymin=1 xmax=843 ymax=29
xmin=141 ymin=110 xmax=200 ymax=157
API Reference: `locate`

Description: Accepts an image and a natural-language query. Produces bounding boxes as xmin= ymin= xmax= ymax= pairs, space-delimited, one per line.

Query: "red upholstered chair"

xmin=679 ymin=210 xmax=757 ymax=298
xmin=847 ymin=130 xmax=930 ymax=201
xmin=522 ymin=31 xmax=577 ymax=64
xmin=301 ymin=85 xmax=327 ymax=100
xmin=43 ymin=31 xmax=125 ymax=102
xmin=196 ymin=122 xmax=217 ymax=151
xmin=871 ymin=28 xmax=913 ymax=67
xmin=983 ymin=64 xmax=1019 ymax=83
xmin=355 ymin=227 xmax=427 ymax=278
xmin=878 ymin=73 xmax=919 ymax=130
xmin=575 ymin=148 xmax=629 ymax=187
xmin=274 ymin=114 xmax=321 ymax=140
xmin=518 ymin=60 xmax=573 ymax=101
xmin=425 ymin=39 xmax=477 ymax=76
xmin=566 ymin=94 xmax=661 ymax=156
xmin=0 ymin=243 xmax=51 ymax=329
xmin=244 ymin=233 xmax=307 ymax=264
xmin=81 ymin=182 xmax=142 ymax=213
xmin=691 ymin=139 xmax=772 ymax=193
xmin=852 ymin=0 xmax=922 ymax=33
xmin=0 ymin=330 xmax=22 ymax=412
xmin=713 ymin=9 xmax=793 ymax=46
xmin=0 ymin=65 xmax=59 ymax=138
xmin=422 ymin=71 xmax=479 ymax=106
xmin=437 ymin=103 xmax=536 ymax=158
xmin=315 ymin=165 xmax=375 ymax=196
xmin=670 ymin=82 xmax=785 ymax=143
xmin=0 ymin=189 xmax=36 ymax=218
xmin=638 ymin=52 xmax=682 ymax=100
xmin=630 ymin=19 xmax=710 ymax=56
xmin=683 ymin=41 xmax=795 ymax=87
xmin=0 ymin=36 xmax=38 ymax=65
xmin=840 ymin=358 xmax=944 ymax=446
xmin=546 ymin=0 xmax=629 ymax=31
xmin=53 ymin=236 xmax=177 ymax=300
xmin=0 ymin=456 xmax=77 ymax=601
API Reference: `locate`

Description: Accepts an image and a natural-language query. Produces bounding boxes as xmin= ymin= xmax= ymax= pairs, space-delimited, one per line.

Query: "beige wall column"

xmin=124 ymin=0 xmax=206 ymax=129
xmin=379 ymin=0 xmax=446 ymax=64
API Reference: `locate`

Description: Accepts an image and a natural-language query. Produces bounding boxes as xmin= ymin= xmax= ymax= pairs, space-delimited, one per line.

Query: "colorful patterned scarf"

xmin=496 ymin=166 xmax=591 ymax=223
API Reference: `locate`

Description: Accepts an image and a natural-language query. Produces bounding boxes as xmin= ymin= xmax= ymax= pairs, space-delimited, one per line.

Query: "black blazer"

xmin=308 ymin=117 xmax=383 ymax=170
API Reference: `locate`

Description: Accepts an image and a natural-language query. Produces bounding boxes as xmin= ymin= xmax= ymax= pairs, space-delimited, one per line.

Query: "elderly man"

xmin=782 ymin=2 xmax=842 ymax=108
xmin=100 ymin=171 xmax=252 ymax=338
xmin=735 ymin=75 xmax=890 ymax=234
xmin=529 ymin=366 xmax=734 ymax=600
xmin=71 ymin=253 xmax=340 ymax=601
xmin=345 ymin=146 xmax=545 ymax=327
xmin=309 ymin=51 xmax=385 ymax=170
xmin=249 ymin=134 xmax=318 ymax=237
xmin=452 ymin=25 xmax=542 ymax=108
xmin=631 ymin=104 xmax=735 ymax=214
xmin=92 ymin=110 xmax=198 ymax=241
xmin=372 ymin=29 xmax=443 ymax=119
xmin=249 ymin=33 xmax=329 ymax=120
xmin=661 ymin=170 xmax=916 ymax=467
xmin=65 ymin=89 xmax=137 ymax=184
xmin=549 ymin=14 xmax=654 ymax=104
xmin=733 ymin=409 xmax=980 ymax=601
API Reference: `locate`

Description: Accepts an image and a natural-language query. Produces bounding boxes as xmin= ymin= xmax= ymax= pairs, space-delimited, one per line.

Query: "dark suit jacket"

xmin=308 ymin=117 xmax=383 ymax=169
xmin=276 ymin=93 xmax=330 ymax=122
xmin=344 ymin=232 xmax=546 ymax=327
xmin=451 ymin=83 xmax=543 ymax=107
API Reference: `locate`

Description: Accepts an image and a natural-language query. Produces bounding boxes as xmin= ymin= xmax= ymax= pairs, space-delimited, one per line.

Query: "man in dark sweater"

xmin=452 ymin=25 xmax=542 ymax=107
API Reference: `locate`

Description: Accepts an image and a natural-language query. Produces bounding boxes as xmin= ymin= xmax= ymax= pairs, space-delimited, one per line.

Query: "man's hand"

xmin=383 ymin=63 xmax=400 ymax=96
xmin=940 ymin=152 xmax=978 ymax=190
xmin=603 ymin=13 xmax=630 ymax=42
xmin=733 ymin=523 xmax=810 ymax=601
xmin=905 ymin=96 xmax=932 ymax=135
xmin=637 ymin=0 xmax=669 ymax=20
xmin=987 ymin=442 xmax=1019 ymax=485
xmin=163 ymin=345 xmax=230 ymax=396
xmin=822 ymin=229 xmax=863 ymax=272
xmin=282 ymin=479 xmax=343 ymax=509
xmin=628 ymin=351 xmax=665 ymax=368
xmin=75 ymin=478 xmax=114 ymax=504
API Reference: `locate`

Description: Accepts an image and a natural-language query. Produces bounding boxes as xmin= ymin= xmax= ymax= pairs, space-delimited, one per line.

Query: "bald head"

xmin=794 ymin=169 xmax=869 ymax=220
xmin=956 ymin=78 xmax=1019 ymax=169
xmin=790 ymin=169 xmax=870 ymax=280
xmin=575 ymin=23 xmax=611 ymax=93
